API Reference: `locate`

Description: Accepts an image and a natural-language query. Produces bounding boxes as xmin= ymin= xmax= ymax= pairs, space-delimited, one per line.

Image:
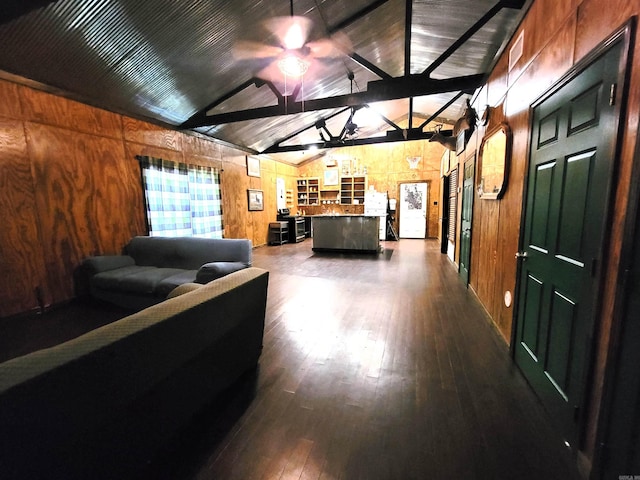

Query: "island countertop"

xmin=311 ymin=215 xmax=380 ymax=253
xmin=307 ymin=213 xmax=379 ymax=217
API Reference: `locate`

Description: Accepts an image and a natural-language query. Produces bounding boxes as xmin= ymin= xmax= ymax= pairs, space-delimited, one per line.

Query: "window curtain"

xmin=138 ymin=156 xmax=223 ymax=238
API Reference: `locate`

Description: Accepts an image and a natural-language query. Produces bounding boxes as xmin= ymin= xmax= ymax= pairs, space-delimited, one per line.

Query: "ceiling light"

xmin=277 ymin=53 xmax=309 ymax=77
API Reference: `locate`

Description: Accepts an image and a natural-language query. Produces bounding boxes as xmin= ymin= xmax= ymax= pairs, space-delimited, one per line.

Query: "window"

xmin=137 ymin=156 xmax=223 ymax=238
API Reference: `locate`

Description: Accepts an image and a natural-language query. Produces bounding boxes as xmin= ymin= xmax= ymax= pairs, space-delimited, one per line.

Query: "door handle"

xmin=515 ymin=251 xmax=528 ymax=260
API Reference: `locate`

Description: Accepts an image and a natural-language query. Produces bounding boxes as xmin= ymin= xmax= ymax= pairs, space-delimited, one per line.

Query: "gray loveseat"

xmin=0 ymin=267 xmax=269 ymax=479
xmin=82 ymin=235 xmax=252 ymax=310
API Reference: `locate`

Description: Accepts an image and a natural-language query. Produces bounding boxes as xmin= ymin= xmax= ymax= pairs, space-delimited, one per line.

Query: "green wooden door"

xmin=514 ymin=41 xmax=625 ymax=445
xmin=459 ymin=158 xmax=474 ymax=285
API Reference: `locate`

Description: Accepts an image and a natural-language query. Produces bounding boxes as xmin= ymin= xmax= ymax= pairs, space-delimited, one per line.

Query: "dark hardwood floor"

xmin=0 ymin=239 xmax=582 ymax=479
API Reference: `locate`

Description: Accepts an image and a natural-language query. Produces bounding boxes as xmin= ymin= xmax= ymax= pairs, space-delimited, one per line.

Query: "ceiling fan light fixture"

xmin=277 ymin=53 xmax=310 ymax=77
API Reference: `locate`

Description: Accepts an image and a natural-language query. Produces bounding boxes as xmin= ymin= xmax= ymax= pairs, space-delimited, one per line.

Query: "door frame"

xmin=594 ymin=55 xmax=640 ymax=476
xmin=511 ymin=21 xmax=633 ymax=444
xmin=397 ymin=180 xmax=430 ymax=239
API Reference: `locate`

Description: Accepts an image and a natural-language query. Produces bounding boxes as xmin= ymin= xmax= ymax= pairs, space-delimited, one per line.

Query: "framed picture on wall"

xmin=324 ymin=169 xmax=339 ymax=186
xmin=247 ymin=189 xmax=264 ymax=211
xmin=246 ymin=156 xmax=260 ymax=177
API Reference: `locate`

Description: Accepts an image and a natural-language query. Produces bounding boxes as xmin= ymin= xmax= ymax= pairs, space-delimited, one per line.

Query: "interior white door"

xmin=276 ymin=178 xmax=286 ymax=210
xmin=399 ymin=182 xmax=428 ymax=238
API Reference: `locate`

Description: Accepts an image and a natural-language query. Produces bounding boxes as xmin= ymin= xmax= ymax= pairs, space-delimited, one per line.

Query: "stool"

xmin=269 ymin=221 xmax=289 ymax=245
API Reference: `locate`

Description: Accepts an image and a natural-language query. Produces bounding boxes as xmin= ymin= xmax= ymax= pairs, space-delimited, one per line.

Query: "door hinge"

xmin=609 ymin=83 xmax=617 ymax=106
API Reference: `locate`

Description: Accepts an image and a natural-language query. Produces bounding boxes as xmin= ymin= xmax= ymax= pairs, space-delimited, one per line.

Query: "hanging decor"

xmin=406 ymin=156 xmax=421 ymax=170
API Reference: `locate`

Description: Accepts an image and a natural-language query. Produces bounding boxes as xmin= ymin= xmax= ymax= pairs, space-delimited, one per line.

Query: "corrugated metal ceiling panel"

xmin=0 ymin=0 xmax=527 ymax=162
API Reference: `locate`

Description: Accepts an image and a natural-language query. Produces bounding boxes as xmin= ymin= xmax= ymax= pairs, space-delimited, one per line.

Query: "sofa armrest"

xmin=82 ymin=255 xmax=136 ymax=276
xmin=195 ymin=261 xmax=247 ymax=284
xmin=166 ymin=282 xmax=202 ymax=299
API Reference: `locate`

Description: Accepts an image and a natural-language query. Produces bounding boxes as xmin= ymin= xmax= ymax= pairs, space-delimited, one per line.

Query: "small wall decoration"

xmin=246 ymin=156 xmax=260 ymax=177
xmin=247 ymin=189 xmax=264 ymax=211
xmin=324 ymin=169 xmax=339 ymax=186
xmin=406 ymin=156 xmax=421 ymax=170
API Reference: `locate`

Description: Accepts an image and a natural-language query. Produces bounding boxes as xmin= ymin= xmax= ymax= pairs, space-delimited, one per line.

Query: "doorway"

xmin=513 ymin=30 xmax=629 ymax=446
xmin=459 ymin=157 xmax=475 ymax=285
xmin=398 ymin=181 xmax=428 ymax=239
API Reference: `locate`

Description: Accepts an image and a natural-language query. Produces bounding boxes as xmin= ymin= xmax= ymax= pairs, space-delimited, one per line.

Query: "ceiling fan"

xmin=233 ymin=0 xmax=350 ymax=82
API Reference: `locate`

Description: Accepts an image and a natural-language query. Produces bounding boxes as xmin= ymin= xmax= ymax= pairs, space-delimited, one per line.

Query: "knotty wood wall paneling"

xmin=20 ymin=87 xmax=123 ymax=140
xmin=219 ymin=153 xmax=251 ymax=241
xmin=0 ymin=118 xmax=48 ymax=316
xmin=122 ymin=117 xmax=182 ymax=152
xmin=0 ymin=81 xmax=23 ymax=119
xmin=182 ymin=131 xmax=222 ymax=160
xmin=26 ymin=123 xmax=139 ymax=305
xmin=257 ymin=156 xmax=278 ymax=245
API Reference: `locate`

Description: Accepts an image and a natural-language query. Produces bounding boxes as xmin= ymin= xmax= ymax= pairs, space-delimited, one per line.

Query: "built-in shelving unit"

xmin=320 ymin=189 xmax=340 ymax=205
xmin=340 ymin=175 xmax=367 ymax=205
xmin=297 ymin=177 xmax=319 ymax=206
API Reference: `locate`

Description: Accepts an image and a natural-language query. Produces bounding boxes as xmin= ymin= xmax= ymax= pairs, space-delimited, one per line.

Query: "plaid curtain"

xmin=138 ymin=156 xmax=223 ymax=238
xmin=189 ymin=164 xmax=223 ymax=238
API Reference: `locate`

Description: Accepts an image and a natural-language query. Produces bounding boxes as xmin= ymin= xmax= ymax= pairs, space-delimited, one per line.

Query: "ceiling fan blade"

xmin=263 ymin=15 xmax=313 ymax=49
xmin=233 ymin=40 xmax=283 ymax=60
xmin=307 ymin=30 xmax=353 ymax=58
xmin=306 ymin=38 xmax=342 ymax=59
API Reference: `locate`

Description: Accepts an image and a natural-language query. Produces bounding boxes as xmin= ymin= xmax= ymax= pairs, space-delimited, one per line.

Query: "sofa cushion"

xmin=156 ymin=271 xmax=198 ymax=297
xmin=92 ymin=266 xmax=187 ymax=295
xmin=196 ymin=262 xmax=247 ymax=284
xmin=125 ymin=236 xmax=252 ymax=269
xmin=83 ymin=255 xmax=136 ymax=275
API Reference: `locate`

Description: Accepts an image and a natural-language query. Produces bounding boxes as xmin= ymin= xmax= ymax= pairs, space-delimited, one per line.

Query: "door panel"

xmin=546 ymin=289 xmax=576 ymax=398
xmin=530 ymin=161 xmax=555 ymax=250
xmin=515 ymin=40 xmax=625 ymax=444
xmin=459 ymin=158 xmax=474 ymax=284
xmin=521 ymin=273 xmax=543 ymax=358
xmin=557 ymin=151 xmax=594 ymax=263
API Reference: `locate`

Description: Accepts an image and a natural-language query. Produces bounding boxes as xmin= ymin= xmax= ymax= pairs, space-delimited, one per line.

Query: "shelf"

xmin=297 ymin=177 xmax=320 ymax=206
xmin=320 ymin=189 xmax=340 ymax=205
xmin=339 ymin=175 xmax=367 ymax=205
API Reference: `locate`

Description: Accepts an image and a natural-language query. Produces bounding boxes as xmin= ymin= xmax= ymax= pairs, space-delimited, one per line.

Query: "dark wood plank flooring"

xmin=0 ymin=239 xmax=582 ymax=479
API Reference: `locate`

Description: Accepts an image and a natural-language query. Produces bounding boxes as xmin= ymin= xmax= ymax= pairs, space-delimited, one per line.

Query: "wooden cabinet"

xmin=340 ymin=175 xmax=367 ymax=205
xmin=297 ymin=178 xmax=319 ymax=206
xmin=320 ymin=189 xmax=340 ymax=205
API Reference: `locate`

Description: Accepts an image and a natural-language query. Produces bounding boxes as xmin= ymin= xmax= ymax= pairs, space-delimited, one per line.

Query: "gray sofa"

xmin=0 ymin=267 xmax=269 ymax=480
xmin=82 ymin=235 xmax=252 ymax=310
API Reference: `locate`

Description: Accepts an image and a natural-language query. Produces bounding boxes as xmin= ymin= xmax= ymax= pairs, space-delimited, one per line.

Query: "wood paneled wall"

xmin=459 ymin=0 xmax=640 ymax=469
xmin=0 ymin=80 xmax=299 ymax=318
xmin=298 ymin=140 xmax=447 ymax=238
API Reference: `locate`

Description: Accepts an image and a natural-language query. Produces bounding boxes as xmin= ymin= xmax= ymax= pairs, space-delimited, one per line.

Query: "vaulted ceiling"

xmin=0 ymin=0 xmax=528 ymax=164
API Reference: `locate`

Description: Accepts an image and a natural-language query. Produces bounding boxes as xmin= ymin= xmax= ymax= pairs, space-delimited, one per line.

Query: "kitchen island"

xmin=311 ymin=215 xmax=380 ymax=253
